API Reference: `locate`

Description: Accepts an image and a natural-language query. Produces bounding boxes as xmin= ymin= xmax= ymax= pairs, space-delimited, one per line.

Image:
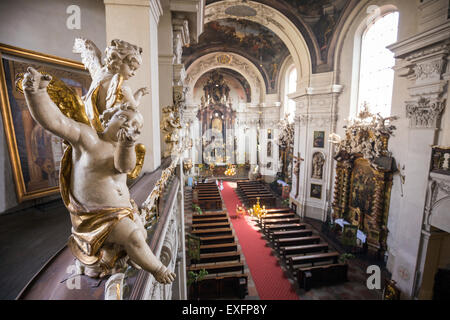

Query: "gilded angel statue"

xmin=73 ymin=38 xmax=149 ymax=132
xmin=16 ymin=38 xmax=175 ymax=287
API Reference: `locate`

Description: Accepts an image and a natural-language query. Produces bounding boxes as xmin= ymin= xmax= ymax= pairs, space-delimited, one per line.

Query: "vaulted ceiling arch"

xmin=203 ymin=0 xmax=313 ymax=91
xmin=185 ymin=52 xmax=266 ymax=106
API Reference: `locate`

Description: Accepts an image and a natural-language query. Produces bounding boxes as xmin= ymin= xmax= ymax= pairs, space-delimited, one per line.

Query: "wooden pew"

xmin=189 ymin=273 xmax=248 ymax=299
xmin=192 ymin=211 xmax=227 ymax=219
xmin=199 ymin=242 xmax=238 ymax=254
xmin=194 ymin=251 xmax=242 ymax=264
xmin=192 ymin=222 xmax=231 ymax=230
xmin=274 ymin=234 xmax=319 ymax=248
xmin=188 ymin=261 xmax=245 ymax=275
xmin=261 ymin=217 xmax=301 ymax=229
xmin=199 ymin=235 xmax=235 ymax=245
xmin=269 ymin=229 xmax=313 ymax=241
xmin=280 ymin=243 xmax=329 ymax=262
xmin=191 ymin=227 xmax=233 ymax=237
xmin=260 ymin=213 xmax=296 ymax=221
xmin=264 ymin=223 xmax=307 ymax=234
xmin=297 ymin=264 xmax=348 ymax=291
xmin=192 ymin=216 xmax=229 ymax=224
xmin=197 ymin=197 xmax=222 ymax=210
xmin=288 ymin=252 xmax=340 ymax=272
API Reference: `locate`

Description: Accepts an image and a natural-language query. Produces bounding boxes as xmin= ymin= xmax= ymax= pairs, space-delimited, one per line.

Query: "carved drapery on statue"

xmin=277 ymin=116 xmax=294 ymax=184
xmin=330 ymin=106 xmax=397 ymax=258
xmin=197 ymin=70 xmax=236 ymax=164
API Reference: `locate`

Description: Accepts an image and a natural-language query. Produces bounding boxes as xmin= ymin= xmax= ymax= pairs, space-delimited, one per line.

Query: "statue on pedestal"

xmin=19 ymin=38 xmax=175 ymax=290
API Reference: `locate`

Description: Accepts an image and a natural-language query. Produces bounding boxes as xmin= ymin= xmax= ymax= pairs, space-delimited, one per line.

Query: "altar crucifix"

xmin=293 ymin=152 xmax=304 ymax=198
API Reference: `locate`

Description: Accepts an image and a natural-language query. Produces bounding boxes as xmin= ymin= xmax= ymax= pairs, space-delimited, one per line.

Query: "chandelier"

xmin=248 ymin=197 xmax=267 ymax=218
xmin=224 ymin=163 xmax=236 ymax=176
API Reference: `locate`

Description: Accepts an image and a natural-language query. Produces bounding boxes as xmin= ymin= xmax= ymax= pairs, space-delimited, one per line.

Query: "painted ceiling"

xmin=196 ymin=0 xmax=356 ymax=74
xmin=183 ymin=18 xmax=289 ymax=94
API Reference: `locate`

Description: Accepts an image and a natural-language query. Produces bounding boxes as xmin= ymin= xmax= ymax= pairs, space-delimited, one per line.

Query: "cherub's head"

xmin=100 ymin=103 xmax=144 ymax=142
xmin=104 ymin=39 xmax=143 ymax=80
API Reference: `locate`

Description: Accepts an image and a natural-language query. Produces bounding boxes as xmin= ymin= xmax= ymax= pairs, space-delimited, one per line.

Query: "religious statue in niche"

xmin=311 ymin=152 xmax=325 ymax=179
xmin=161 ymin=105 xmax=182 ymax=158
xmin=277 ymin=116 xmax=294 ymax=183
xmin=17 ymin=39 xmax=175 ymax=291
xmin=267 ymin=141 xmax=272 ymax=158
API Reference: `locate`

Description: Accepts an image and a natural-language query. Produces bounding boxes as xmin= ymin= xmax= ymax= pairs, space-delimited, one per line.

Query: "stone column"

xmin=289 ymin=73 xmax=342 ymax=221
xmin=104 ymin=0 xmax=162 ymax=171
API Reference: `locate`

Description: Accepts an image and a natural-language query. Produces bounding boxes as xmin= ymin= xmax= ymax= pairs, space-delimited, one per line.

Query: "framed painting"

xmin=0 ymin=43 xmax=91 ymax=202
xmin=310 ymin=183 xmax=322 ymax=199
xmin=313 ymin=131 xmax=325 ymax=148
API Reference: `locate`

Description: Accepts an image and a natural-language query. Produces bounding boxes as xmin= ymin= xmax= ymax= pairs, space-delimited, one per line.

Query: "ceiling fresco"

xmin=202 ymin=0 xmax=356 ymax=73
xmin=183 ymin=18 xmax=289 ymax=94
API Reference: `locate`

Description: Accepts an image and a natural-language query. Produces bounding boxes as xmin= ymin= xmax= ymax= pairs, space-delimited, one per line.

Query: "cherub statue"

xmin=73 ymin=38 xmax=149 ymax=132
xmin=161 ymin=106 xmax=182 ymax=157
xmin=17 ymin=39 xmax=176 ymax=289
xmin=21 ymin=67 xmax=175 ymax=284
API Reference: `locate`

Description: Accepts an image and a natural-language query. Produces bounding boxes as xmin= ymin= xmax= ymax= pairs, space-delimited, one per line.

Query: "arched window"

xmin=357 ymin=11 xmax=399 ymax=117
xmin=284 ymin=66 xmax=297 ymax=121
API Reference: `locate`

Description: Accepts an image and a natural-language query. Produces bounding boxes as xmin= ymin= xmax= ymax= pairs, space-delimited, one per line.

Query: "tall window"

xmin=284 ymin=66 xmax=297 ymax=122
xmin=357 ymin=11 xmax=399 ymax=117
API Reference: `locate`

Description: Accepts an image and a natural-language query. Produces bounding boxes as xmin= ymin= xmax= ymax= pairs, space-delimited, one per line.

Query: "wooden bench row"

xmin=187 ymin=208 xmax=248 ymax=299
xmin=255 ymin=208 xmax=348 ymax=291
xmin=193 ymin=182 xmax=223 ymax=210
xmin=236 ymin=181 xmax=277 ymax=208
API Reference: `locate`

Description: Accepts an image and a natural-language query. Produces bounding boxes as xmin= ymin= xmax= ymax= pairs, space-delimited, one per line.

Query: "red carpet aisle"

xmin=220 ymin=181 xmax=299 ymax=300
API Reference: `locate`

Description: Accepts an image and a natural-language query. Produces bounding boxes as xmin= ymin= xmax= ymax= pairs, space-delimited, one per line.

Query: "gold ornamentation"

xmin=16 ymin=71 xmax=91 ymax=126
xmin=331 ymin=105 xmax=396 ymax=257
xmin=128 ymin=143 xmax=146 ymax=180
xmin=248 ymin=197 xmax=267 ymax=218
xmin=216 ymin=54 xmax=232 ymax=64
xmin=224 ymin=163 xmax=236 ymax=176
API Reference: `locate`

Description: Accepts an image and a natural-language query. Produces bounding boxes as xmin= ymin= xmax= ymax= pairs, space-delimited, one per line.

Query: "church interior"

xmin=0 ymin=0 xmax=449 ymax=301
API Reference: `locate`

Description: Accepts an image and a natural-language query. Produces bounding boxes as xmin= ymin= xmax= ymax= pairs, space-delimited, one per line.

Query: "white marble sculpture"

xmin=20 ymin=38 xmax=175 ymax=290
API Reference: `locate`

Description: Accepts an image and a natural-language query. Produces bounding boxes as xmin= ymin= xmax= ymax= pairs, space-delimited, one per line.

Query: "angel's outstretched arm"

xmin=23 ymin=67 xmax=81 ymax=145
xmin=119 ymin=85 xmax=149 ymax=107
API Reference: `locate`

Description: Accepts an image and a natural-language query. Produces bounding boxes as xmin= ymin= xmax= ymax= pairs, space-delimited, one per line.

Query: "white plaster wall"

xmin=104 ymin=0 xmax=162 ymax=172
xmin=0 ymin=0 xmax=106 ymax=213
xmin=332 ymin=0 xmax=450 ymax=298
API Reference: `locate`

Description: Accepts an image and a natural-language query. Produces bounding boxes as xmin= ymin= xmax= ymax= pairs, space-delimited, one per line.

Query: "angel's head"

xmin=104 ymin=39 xmax=143 ymax=80
xmin=100 ymin=103 xmax=143 ymax=142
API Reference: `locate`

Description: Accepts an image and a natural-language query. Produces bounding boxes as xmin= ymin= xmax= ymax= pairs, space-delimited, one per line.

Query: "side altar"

xmin=329 ymin=106 xmax=398 ymax=260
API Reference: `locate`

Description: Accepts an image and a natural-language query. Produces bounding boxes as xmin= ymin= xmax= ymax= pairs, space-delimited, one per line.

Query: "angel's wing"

xmin=73 ymin=38 xmax=103 ymax=79
xmin=15 ymin=71 xmax=90 ymax=126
